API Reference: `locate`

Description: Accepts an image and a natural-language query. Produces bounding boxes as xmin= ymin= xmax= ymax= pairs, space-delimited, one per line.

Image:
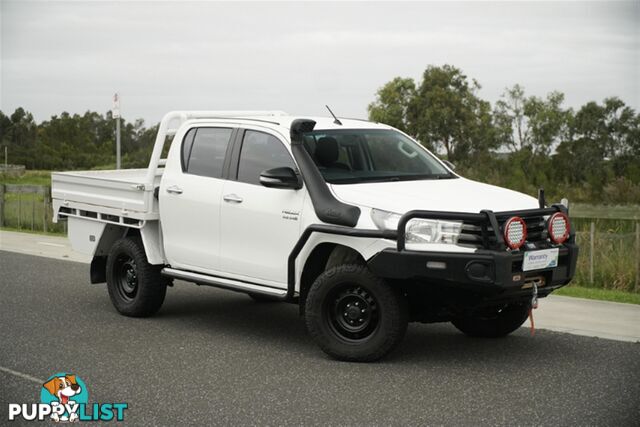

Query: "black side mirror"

xmin=443 ymin=160 xmax=456 ymax=171
xmin=260 ymin=167 xmax=302 ymax=190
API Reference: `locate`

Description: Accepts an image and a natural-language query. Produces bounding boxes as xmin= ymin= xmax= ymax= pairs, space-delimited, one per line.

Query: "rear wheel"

xmin=305 ymin=264 xmax=408 ymax=362
xmin=452 ymin=303 xmax=529 ymax=338
xmin=106 ymin=237 xmax=167 ymax=317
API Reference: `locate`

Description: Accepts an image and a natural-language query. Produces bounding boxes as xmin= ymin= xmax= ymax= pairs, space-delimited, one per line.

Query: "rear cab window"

xmin=182 ymin=127 xmax=233 ymax=178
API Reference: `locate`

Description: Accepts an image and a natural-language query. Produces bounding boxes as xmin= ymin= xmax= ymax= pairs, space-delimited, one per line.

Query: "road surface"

xmin=1 ymin=250 xmax=639 ymax=425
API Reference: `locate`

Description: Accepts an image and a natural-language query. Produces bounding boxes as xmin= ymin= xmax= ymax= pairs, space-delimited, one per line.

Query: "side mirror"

xmin=443 ymin=160 xmax=456 ymax=171
xmin=260 ymin=167 xmax=302 ymax=190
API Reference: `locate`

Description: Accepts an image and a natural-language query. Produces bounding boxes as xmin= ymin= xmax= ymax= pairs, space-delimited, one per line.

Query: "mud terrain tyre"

xmin=305 ymin=264 xmax=408 ymax=362
xmin=106 ymin=237 xmax=167 ymax=317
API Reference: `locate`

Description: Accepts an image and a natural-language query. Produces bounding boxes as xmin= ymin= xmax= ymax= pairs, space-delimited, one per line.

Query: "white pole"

xmin=635 ymin=222 xmax=639 ymax=293
xmin=590 ymin=222 xmax=595 ymax=285
xmin=113 ymin=93 xmax=121 ymax=169
xmin=4 ymin=146 xmax=7 ymax=170
xmin=116 ymin=117 xmax=121 ymax=169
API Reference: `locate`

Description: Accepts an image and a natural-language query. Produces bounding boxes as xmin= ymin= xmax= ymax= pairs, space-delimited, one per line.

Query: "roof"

xmin=277 ymin=116 xmax=393 ymax=131
xmin=185 ymin=115 xmax=394 ymax=135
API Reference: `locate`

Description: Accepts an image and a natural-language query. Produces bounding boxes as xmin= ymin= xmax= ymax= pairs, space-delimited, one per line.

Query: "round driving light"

xmin=503 ymin=216 xmax=527 ymax=249
xmin=548 ymin=212 xmax=570 ymax=244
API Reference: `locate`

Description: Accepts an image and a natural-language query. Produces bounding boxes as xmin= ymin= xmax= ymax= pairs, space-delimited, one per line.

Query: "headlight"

xmin=405 ymin=218 xmax=463 ymax=244
xmin=371 ymin=209 xmax=462 ymax=245
xmin=371 ymin=209 xmax=401 ymax=231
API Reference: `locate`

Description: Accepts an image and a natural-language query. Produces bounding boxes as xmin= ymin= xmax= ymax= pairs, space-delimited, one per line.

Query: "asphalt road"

xmin=1 ymin=250 xmax=639 ymax=426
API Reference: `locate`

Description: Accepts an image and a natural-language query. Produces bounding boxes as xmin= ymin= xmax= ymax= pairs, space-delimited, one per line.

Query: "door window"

xmin=183 ymin=127 xmax=233 ymax=178
xmin=181 ymin=128 xmax=197 ymax=171
xmin=237 ymin=130 xmax=295 ymax=185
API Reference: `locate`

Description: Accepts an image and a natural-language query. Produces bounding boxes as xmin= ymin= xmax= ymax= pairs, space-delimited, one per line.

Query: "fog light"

xmin=426 ymin=261 xmax=447 ymax=270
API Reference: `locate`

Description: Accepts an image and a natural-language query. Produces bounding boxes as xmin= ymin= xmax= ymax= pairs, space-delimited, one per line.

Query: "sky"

xmin=1 ymin=0 xmax=638 ymax=125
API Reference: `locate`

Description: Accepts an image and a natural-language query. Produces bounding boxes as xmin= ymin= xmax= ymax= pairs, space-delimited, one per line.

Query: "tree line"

xmin=0 ymin=109 xmax=159 ymax=171
xmin=1 ymin=64 xmax=639 ymax=203
xmin=369 ymin=65 xmax=639 ymax=204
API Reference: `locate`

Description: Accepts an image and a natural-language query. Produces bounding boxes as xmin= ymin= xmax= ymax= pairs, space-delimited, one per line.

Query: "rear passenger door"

xmin=219 ymin=129 xmax=305 ymax=286
xmin=160 ymin=126 xmax=234 ymax=273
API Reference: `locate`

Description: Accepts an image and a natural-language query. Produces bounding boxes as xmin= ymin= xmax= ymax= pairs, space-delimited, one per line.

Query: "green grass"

xmin=0 ymin=226 xmax=64 ymax=237
xmin=572 ymin=231 xmax=638 ymax=293
xmin=555 ymin=285 xmax=640 ymax=305
xmin=0 ymin=170 xmax=52 ymax=186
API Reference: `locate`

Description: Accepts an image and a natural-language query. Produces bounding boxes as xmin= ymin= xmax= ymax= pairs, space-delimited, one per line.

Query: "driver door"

xmin=219 ymin=129 xmax=306 ymax=286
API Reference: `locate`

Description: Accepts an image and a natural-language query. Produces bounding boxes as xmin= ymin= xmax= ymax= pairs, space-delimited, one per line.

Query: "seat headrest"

xmin=315 ymin=137 xmax=340 ymax=167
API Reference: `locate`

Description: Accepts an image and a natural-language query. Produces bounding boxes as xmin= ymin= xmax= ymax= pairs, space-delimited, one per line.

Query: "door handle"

xmin=166 ymin=185 xmax=183 ymax=195
xmin=223 ymin=193 xmax=243 ymax=203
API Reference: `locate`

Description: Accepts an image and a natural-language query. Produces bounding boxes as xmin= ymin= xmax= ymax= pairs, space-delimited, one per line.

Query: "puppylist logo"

xmin=8 ymin=372 xmax=128 ymax=422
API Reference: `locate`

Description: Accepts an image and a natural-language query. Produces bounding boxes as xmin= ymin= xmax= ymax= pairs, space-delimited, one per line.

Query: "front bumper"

xmin=365 ymin=204 xmax=580 ymax=301
xmin=368 ymin=242 xmax=579 ymax=298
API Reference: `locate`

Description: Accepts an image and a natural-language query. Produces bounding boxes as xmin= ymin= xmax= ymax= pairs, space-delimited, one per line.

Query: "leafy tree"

xmin=405 ymin=65 xmax=495 ymax=162
xmin=0 ymin=108 xmax=38 ymax=168
xmin=601 ymin=97 xmax=637 ymax=157
xmin=367 ymin=77 xmax=415 ymax=134
xmin=368 ymin=65 xmax=496 ymax=163
xmin=525 ymin=91 xmax=570 ymax=156
xmin=568 ymin=98 xmax=637 ymax=157
xmin=494 ymin=84 xmax=529 ymax=152
xmin=494 ymin=85 xmax=569 ymax=155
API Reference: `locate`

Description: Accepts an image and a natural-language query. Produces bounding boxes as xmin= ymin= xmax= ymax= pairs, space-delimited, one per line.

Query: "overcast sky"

xmin=1 ymin=1 xmax=638 ymax=125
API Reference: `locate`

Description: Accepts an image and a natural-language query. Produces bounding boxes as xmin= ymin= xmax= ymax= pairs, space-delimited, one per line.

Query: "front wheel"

xmin=106 ymin=237 xmax=167 ymax=317
xmin=452 ymin=303 xmax=529 ymax=338
xmin=305 ymin=264 xmax=408 ymax=362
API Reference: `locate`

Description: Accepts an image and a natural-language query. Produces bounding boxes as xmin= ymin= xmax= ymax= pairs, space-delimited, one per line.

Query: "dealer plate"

xmin=522 ymin=248 xmax=559 ymax=272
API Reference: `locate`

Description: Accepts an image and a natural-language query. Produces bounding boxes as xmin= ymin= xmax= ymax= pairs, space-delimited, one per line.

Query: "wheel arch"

xmin=91 ymin=222 xmax=163 ymax=283
xmin=298 ymin=242 xmax=365 ymax=315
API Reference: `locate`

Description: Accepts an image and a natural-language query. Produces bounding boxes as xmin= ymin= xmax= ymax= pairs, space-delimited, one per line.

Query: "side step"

xmin=161 ymin=268 xmax=288 ymax=300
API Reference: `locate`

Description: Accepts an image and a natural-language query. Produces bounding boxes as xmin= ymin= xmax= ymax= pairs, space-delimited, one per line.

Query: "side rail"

xmin=396 ymin=205 xmax=570 ymax=252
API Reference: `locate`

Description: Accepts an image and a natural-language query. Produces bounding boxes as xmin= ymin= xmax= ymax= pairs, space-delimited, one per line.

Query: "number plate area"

xmin=522 ymin=248 xmax=559 ymax=272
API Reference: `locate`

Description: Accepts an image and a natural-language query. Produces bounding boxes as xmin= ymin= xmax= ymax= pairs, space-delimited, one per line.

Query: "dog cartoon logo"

xmin=8 ymin=372 xmax=127 ymax=422
xmin=40 ymin=373 xmax=88 ymax=423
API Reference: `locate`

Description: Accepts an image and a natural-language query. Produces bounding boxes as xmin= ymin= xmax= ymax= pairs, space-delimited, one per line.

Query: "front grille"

xmin=459 ymin=215 xmax=548 ymax=249
xmin=522 ymin=216 xmax=546 ymax=242
xmin=458 ymin=223 xmax=489 ymax=248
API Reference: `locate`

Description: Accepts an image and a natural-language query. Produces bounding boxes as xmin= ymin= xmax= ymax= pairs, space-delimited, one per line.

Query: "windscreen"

xmin=302 ymin=129 xmax=455 ymax=184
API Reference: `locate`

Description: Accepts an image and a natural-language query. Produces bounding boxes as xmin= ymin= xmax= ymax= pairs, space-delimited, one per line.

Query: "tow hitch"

xmin=528 ymin=281 xmax=539 ymax=336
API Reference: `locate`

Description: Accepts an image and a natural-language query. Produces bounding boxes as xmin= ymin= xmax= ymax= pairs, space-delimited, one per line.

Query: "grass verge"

xmin=554 ymin=285 xmax=640 ymax=305
xmin=0 ymin=226 xmax=64 ymax=236
xmin=0 ymin=170 xmax=52 ymax=186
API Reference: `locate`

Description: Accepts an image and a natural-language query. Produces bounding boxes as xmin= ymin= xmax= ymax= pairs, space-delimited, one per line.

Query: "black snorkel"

xmin=289 ymin=119 xmax=361 ymax=227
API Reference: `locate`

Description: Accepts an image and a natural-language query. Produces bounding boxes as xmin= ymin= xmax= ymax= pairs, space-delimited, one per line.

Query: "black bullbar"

xmin=366 ymin=204 xmax=579 ymax=295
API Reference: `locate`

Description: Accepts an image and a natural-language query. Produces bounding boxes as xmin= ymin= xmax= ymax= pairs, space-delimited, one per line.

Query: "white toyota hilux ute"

xmin=52 ymin=111 xmax=579 ymax=362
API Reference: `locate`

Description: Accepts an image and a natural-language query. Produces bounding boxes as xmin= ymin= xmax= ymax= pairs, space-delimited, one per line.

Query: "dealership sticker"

xmin=523 ymin=248 xmax=559 ymax=272
xmin=7 ymin=372 xmax=128 ymax=423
